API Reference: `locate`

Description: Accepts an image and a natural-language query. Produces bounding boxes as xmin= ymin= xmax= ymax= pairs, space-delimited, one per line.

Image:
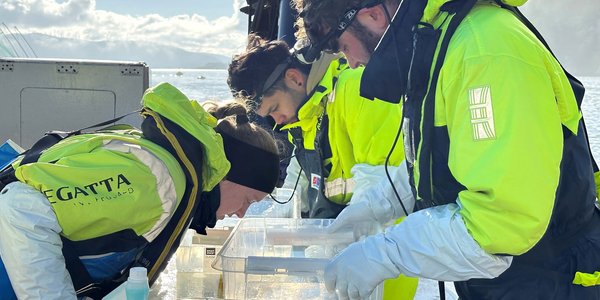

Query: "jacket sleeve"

xmin=0 ymin=182 xmax=77 ymax=299
xmin=328 ymin=67 xmax=405 ymax=172
xmin=440 ymin=52 xmax=564 ymax=255
xmin=327 ymin=67 xmax=410 ymax=223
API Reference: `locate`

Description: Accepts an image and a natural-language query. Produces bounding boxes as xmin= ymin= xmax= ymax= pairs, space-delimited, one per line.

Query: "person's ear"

xmin=357 ymin=6 xmax=388 ymax=32
xmin=284 ymin=68 xmax=306 ymax=91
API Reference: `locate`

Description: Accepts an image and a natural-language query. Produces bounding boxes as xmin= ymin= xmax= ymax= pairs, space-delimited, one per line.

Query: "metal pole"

xmin=2 ymin=23 xmax=28 ymax=57
xmin=0 ymin=28 xmax=19 ymax=57
xmin=14 ymin=26 xmax=38 ymax=58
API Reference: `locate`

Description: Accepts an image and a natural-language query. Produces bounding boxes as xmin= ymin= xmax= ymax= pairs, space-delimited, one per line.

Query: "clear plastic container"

xmin=176 ymin=230 xmax=204 ymax=273
xmin=175 ymin=221 xmax=236 ymax=299
xmin=245 ymin=188 xmax=300 ymax=218
xmin=212 ymin=218 xmax=383 ymax=300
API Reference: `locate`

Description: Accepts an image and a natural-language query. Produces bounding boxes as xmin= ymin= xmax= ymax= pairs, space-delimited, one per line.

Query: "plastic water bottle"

xmin=125 ymin=267 xmax=149 ymax=300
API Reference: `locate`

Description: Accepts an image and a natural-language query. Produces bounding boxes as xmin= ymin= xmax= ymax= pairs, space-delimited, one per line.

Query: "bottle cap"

xmin=128 ymin=267 xmax=148 ymax=282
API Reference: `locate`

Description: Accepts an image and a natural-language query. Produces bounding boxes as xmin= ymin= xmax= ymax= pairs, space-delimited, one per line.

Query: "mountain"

xmin=6 ymin=2 xmax=599 ymax=75
xmin=20 ymin=33 xmax=230 ymax=69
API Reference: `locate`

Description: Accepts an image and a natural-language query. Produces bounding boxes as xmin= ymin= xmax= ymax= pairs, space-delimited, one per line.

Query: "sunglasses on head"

xmin=300 ymin=0 xmax=385 ymax=63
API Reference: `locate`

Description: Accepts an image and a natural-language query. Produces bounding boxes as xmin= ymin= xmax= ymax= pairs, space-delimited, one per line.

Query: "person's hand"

xmin=327 ymin=162 xmax=415 ymax=233
xmin=327 ymin=200 xmax=375 ymax=233
xmin=324 ymin=235 xmax=399 ymax=299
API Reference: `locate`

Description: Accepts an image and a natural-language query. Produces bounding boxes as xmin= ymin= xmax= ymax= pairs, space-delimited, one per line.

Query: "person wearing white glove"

xmin=228 ymin=36 xmax=418 ymax=298
xmin=0 ymin=90 xmax=282 ymax=299
xmin=325 ymin=203 xmax=513 ymax=299
xmin=299 ymin=0 xmax=600 ymax=298
xmin=327 ymin=161 xmax=415 ymax=232
xmin=228 ymin=37 xmax=407 ymax=220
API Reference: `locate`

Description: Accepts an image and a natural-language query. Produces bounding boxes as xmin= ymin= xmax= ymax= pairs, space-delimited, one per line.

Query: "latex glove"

xmin=326 ymin=203 xmax=514 ymax=300
xmin=327 ymin=200 xmax=376 ymax=233
xmin=327 ymin=162 xmax=414 ymax=232
xmin=324 ymin=234 xmax=399 ymax=299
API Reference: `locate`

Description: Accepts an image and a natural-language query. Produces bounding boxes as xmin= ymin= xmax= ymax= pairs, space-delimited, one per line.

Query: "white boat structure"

xmin=0 ymin=57 xmax=148 ymax=148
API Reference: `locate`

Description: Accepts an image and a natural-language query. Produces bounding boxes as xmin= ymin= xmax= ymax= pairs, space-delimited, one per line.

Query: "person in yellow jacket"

xmin=0 ymin=83 xmax=280 ymax=300
xmin=228 ymin=35 xmax=417 ymax=299
xmin=298 ymin=0 xmax=600 ymax=299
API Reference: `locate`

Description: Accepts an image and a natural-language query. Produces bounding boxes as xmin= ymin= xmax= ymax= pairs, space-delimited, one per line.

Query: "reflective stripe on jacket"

xmin=400 ymin=0 xmax=600 ymax=298
xmin=409 ymin=0 xmax=591 ymax=256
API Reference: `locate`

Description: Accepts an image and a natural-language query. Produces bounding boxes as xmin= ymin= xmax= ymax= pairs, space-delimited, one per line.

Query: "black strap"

xmin=0 ymin=166 xmax=17 ymax=191
xmin=439 ymin=281 xmax=446 ymax=300
xmin=20 ymin=133 xmax=68 ymax=165
xmin=415 ymin=0 xmax=476 ymax=203
xmin=20 ymin=110 xmax=141 ymax=166
xmin=76 ymin=109 xmax=142 ymax=133
xmin=411 ymin=0 xmax=474 ymax=297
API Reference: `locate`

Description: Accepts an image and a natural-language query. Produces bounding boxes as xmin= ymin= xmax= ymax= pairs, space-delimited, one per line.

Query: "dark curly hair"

xmin=227 ymin=35 xmax=310 ymax=109
xmin=293 ymin=0 xmax=399 ymax=47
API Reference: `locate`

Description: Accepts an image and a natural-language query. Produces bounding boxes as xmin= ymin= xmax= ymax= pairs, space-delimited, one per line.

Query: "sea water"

xmin=151 ymin=70 xmax=600 ymax=160
xmin=149 ymin=70 xmax=600 ymax=300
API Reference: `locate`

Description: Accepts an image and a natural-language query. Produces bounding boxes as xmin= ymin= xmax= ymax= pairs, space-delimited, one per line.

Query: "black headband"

xmin=252 ymin=57 xmax=293 ymax=104
xmin=219 ymin=130 xmax=279 ymax=193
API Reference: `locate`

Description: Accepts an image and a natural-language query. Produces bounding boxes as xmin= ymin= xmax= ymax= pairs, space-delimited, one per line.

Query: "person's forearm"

xmin=378 ymin=203 xmax=512 ymax=281
xmin=0 ymin=182 xmax=77 ymax=299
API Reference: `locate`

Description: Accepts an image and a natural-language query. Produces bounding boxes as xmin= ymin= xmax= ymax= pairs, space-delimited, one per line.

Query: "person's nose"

xmin=346 ymin=55 xmax=361 ymax=69
xmin=270 ymin=113 xmax=286 ymax=125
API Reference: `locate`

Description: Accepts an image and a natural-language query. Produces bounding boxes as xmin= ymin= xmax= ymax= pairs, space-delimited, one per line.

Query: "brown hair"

xmin=293 ymin=0 xmax=400 ymax=46
xmin=202 ymin=100 xmax=279 ymax=155
xmin=227 ymin=35 xmax=309 ymax=109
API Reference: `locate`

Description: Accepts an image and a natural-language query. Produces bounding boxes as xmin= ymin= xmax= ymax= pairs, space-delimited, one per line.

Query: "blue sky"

xmin=0 ymin=0 xmax=249 ymax=56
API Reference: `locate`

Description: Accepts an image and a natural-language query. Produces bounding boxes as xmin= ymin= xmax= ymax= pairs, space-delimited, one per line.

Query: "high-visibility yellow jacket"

xmin=13 ymin=83 xmax=229 ymax=242
xmin=283 ymin=57 xmax=405 ymax=206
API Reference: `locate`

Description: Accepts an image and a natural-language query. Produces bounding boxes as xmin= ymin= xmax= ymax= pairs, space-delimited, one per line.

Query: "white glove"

xmin=327 ymin=162 xmax=414 ymax=232
xmin=326 ymin=200 xmax=377 ymax=233
xmin=324 ymin=234 xmax=399 ymax=299
xmin=327 ymin=202 xmax=513 ymax=298
xmin=325 ymin=203 xmax=514 ymax=299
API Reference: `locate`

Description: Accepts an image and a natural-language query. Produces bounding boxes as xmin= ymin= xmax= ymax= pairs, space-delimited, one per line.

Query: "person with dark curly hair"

xmin=293 ymin=0 xmax=400 ymax=68
xmin=294 ymin=0 xmax=600 ymax=299
xmin=228 ymin=34 xmax=419 ymax=299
